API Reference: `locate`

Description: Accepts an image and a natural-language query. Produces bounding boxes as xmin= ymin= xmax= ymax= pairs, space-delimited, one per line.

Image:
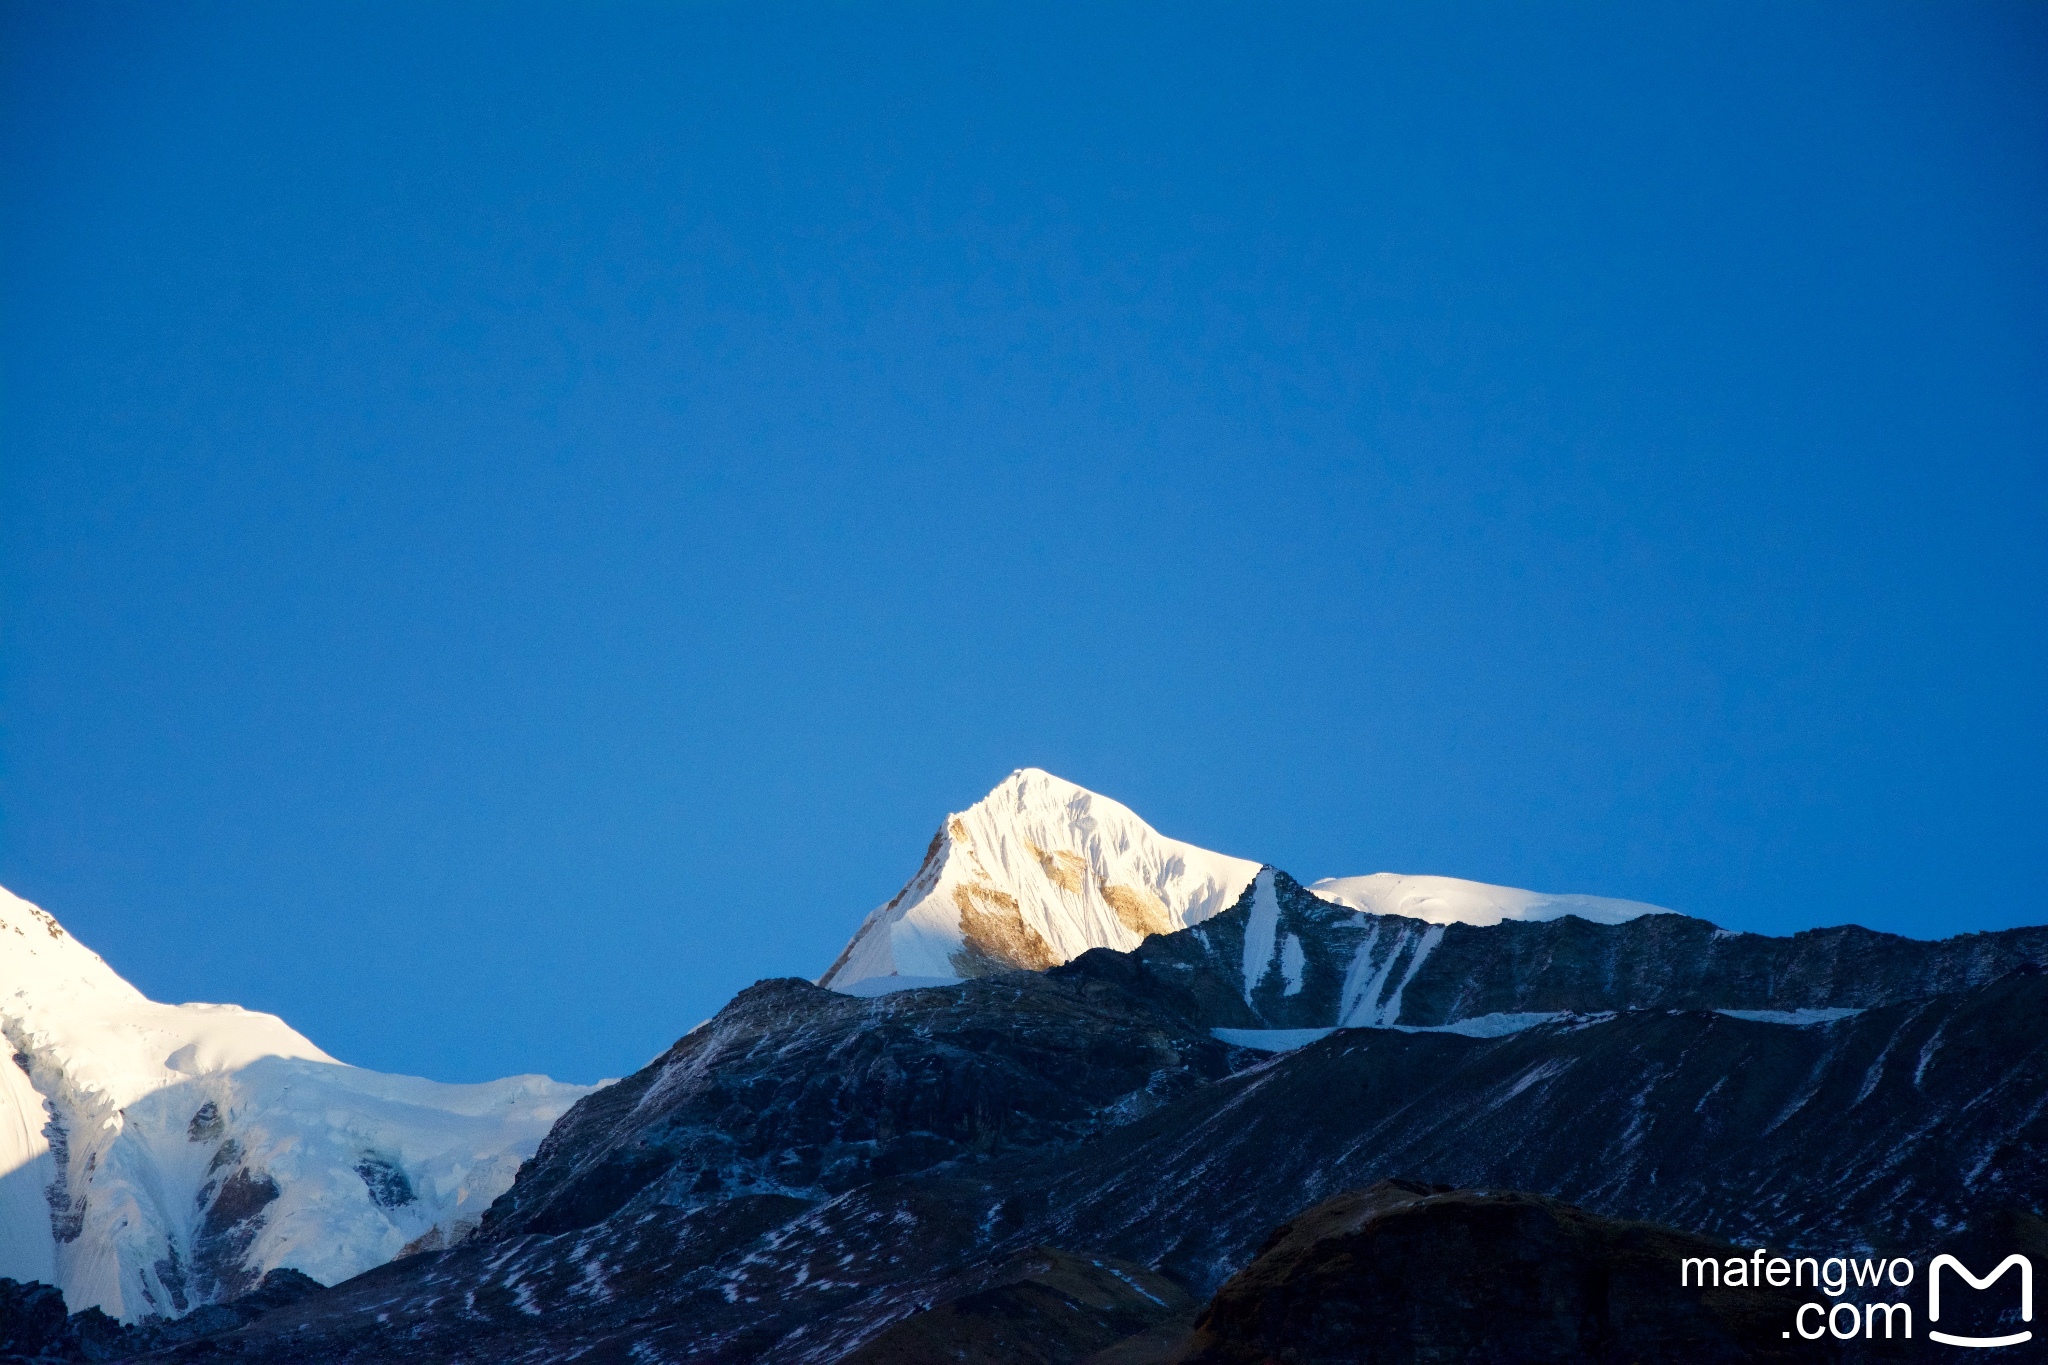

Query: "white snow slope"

xmin=820 ymin=769 xmax=1262 ymax=991
xmin=0 ymin=884 xmax=592 ymax=1321
xmin=821 ymin=770 xmax=1676 ymax=993
xmin=1307 ymin=873 xmax=1674 ymax=928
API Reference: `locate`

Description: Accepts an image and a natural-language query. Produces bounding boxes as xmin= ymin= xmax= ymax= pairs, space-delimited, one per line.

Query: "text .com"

xmin=1680 ymin=1249 xmax=2033 ymax=1346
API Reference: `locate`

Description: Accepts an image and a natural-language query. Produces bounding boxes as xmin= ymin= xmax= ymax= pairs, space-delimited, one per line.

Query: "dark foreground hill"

xmin=1173 ymin=1181 xmax=1835 ymax=1365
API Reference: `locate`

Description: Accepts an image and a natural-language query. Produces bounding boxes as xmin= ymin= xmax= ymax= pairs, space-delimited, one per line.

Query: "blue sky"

xmin=3 ymin=2 xmax=2043 ymax=1084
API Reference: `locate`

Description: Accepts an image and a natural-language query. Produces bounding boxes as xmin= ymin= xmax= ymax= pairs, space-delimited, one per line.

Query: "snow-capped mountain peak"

xmin=820 ymin=768 xmax=1262 ymax=993
xmin=0 ymin=885 xmax=338 ymax=1102
xmin=0 ymin=884 xmax=591 ymax=1322
xmin=819 ymin=771 xmax=1682 ymax=996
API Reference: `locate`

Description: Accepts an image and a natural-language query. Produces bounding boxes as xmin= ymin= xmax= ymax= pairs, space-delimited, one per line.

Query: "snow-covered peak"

xmin=0 ymin=884 xmax=590 ymax=1321
xmin=0 ymin=885 xmax=338 ymax=1108
xmin=1307 ymin=873 xmax=1674 ymax=928
xmin=820 ymin=768 xmax=1260 ymax=992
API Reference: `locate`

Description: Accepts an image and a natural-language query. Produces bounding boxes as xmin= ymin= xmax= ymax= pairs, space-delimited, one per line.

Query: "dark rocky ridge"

xmin=1097 ymin=867 xmax=2048 ymax=1030
xmin=482 ymin=970 xmax=1240 ymax=1238
xmin=0 ymin=1270 xmax=324 ymax=1364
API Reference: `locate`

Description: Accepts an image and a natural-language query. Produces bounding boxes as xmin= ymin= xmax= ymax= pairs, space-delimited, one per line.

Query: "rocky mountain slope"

xmin=96 ymin=958 xmax=2042 ymax=1362
xmin=478 ymin=973 xmax=1242 ymax=1240
xmin=1014 ymin=960 xmax=2046 ymax=1287
xmin=0 ymin=886 xmax=590 ymax=1323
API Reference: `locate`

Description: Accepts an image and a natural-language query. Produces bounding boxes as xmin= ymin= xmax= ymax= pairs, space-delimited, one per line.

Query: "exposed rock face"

xmin=1171 ymin=1182 xmax=1835 ymax=1365
xmin=951 ymin=882 xmax=1059 ymax=977
xmin=481 ymin=972 xmax=1241 ymax=1239
xmin=187 ymin=1168 xmax=281 ymax=1305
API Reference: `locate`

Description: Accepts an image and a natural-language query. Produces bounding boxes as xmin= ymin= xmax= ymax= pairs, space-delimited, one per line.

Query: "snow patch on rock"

xmin=1212 ymin=1028 xmax=1338 ymax=1053
xmin=1212 ymin=1010 xmax=1592 ymax=1054
xmin=1716 ymin=1007 xmax=1865 ymax=1026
